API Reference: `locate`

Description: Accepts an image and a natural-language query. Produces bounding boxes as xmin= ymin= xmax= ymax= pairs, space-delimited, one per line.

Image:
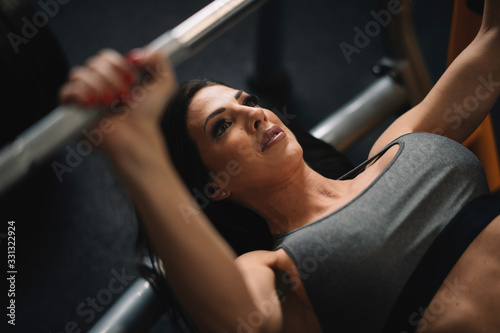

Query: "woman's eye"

xmin=212 ymin=119 xmax=232 ymax=138
xmin=243 ymin=95 xmax=259 ymax=107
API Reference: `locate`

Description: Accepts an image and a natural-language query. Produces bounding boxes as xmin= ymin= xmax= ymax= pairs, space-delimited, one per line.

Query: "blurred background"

xmin=2 ymin=0 xmax=495 ymax=332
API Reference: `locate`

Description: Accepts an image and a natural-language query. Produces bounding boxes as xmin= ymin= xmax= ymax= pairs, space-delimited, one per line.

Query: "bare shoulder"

xmin=368 ymin=114 xmax=415 ymax=158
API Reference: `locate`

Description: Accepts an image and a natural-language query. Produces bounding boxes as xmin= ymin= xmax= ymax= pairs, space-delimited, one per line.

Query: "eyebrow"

xmin=234 ymin=90 xmax=243 ymax=100
xmin=204 ymin=107 xmax=226 ymax=134
xmin=202 ymin=90 xmax=244 ymax=134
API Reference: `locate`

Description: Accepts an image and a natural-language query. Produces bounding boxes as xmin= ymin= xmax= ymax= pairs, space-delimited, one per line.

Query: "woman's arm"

xmin=116 ymin=129 xmax=282 ymax=332
xmin=60 ymin=48 xmax=282 ymax=332
xmin=370 ymin=0 xmax=500 ymax=156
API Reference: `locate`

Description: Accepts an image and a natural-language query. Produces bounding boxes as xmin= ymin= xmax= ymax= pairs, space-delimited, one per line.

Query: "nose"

xmin=246 ymin=107 xmax=267 ymax=133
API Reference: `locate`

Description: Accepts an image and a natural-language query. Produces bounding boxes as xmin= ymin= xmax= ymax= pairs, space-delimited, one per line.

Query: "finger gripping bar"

xmin=0 ymin=0 xmax=268 ymax=195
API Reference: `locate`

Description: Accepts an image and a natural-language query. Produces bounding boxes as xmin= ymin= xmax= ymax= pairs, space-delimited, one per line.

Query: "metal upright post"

xmin=248 ymin=0 xmax=289 ymax=103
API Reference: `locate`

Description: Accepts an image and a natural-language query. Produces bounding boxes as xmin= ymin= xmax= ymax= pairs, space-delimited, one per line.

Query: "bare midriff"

xmin=418 ymin=214 xmax=500 ymax=333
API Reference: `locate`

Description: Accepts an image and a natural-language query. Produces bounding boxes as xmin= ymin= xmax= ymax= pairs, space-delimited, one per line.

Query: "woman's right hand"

xmin=59 ymin=47 xmax=177 ymax=155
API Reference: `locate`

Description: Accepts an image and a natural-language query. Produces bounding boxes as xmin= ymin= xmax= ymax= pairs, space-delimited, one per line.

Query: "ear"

xmin=206 ymin=183 xmax=230 ymax=201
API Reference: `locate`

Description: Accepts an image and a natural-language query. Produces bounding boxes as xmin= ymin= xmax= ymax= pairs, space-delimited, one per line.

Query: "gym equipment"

xmin=2 ymin=0 xmax=498 ymax=331
xmin=311 ymin=0 xmax=432 ymax=150
xmin=88 ymin=0 xmax=435 ymax=331
xmin=0 ymin=0 xmax=269 ymax=196
xmin=87 ymin=278 xmax=166 ymax=333
xmin=88 ymin=3 xmax=499 ymax=330
xmin=0 ymin=0 xmax=68 ymax=150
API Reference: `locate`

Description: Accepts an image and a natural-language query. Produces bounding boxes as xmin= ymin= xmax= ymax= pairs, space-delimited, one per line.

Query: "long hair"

xmin=136 ymin=79 xmax=354 ymax=331
xmin=136 ymin=79 xmax=271 ymax=332
xmin=161 ymin=79 xmax=274 ymax=254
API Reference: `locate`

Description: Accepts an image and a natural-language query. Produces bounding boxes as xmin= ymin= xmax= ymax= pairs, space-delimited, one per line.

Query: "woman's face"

xmin=186 ymin=85 xmax=303 ymax=198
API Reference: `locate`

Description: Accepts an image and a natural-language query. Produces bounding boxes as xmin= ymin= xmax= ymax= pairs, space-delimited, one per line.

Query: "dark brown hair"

xmin=136 ymin=79 xmax=354 ymax=331
xmin=161 ymin=79 xmax=273 ymax=254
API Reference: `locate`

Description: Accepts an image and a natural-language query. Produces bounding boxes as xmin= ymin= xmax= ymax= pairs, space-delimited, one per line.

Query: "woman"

xmin=60 ymin=1 xmax=500 ymax=332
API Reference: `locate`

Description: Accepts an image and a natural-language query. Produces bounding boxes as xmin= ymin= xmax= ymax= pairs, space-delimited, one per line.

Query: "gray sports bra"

xmin=272 ymin=132 xmax=491 ymax=332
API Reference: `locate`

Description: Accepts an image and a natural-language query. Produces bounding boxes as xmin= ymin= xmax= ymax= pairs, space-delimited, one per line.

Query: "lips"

xmin=261 ymin=125 xmax=286 ymax=152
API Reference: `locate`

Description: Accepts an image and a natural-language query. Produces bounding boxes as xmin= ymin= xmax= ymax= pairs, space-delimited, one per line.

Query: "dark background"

xmin=2 ymin=0 xmax=497 ymax=332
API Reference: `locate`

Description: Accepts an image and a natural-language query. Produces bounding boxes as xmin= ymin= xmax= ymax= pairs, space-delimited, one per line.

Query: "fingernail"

xmin=124 ymin=71 xmax=135 ymax=84
xmin=126 ymin=49 xmax=143 ymax=64
xmin=84 ymin=95 xmax=96 ymax=106
xmin=119 ymin=90 xmax=130 ymax=102
xmin=102 ymin=91 xmax=115 ymax=105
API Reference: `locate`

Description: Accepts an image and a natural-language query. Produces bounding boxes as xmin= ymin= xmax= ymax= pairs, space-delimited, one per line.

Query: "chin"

xmin=278 ymin=140 xmax=304 ymax=170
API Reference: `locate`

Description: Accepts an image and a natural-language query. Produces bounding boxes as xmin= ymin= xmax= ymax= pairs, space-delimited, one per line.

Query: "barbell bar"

xmin=0 ymin=0 xmax=269 ymax=196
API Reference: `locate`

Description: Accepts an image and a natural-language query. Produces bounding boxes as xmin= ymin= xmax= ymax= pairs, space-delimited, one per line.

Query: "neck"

xmin=234 ymin=161 xmax=346 ymax=235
